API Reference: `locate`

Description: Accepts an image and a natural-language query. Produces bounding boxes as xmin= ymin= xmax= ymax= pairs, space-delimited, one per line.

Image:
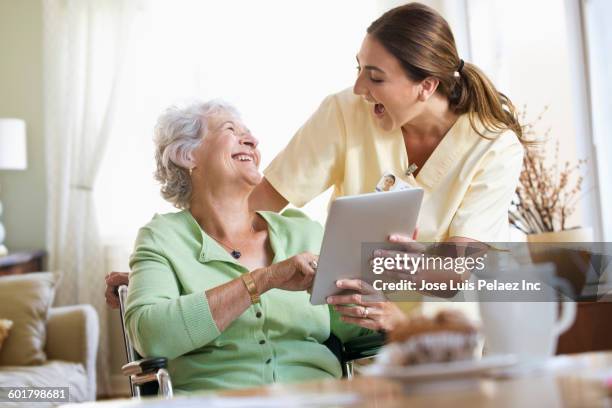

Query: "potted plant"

xmin=509 ymin=108 xmax=591 ymax=243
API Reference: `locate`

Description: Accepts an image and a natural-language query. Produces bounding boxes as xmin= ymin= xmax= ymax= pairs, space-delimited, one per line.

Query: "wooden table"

xmin=65 ymin=352 xmax=612 ymax=407
xmin=558 ymin=301 xmax=612 ymax=354
xmin=220 ymin=353 xmax=611 ymax=407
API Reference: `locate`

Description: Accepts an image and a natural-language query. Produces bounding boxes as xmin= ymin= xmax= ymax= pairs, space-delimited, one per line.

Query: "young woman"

xmin=252 ymin=3 xmax=524 ymax=249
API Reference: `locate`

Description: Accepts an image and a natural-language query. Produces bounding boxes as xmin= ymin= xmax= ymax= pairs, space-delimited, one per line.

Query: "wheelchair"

xmin=117 ymin=285 xmax=385 ymax=398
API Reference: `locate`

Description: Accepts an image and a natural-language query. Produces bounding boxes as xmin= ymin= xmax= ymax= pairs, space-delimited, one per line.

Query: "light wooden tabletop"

xmin=218 ymin=352 xmax=612 ymax=408
xmin=63 ymin=352 xmax=612 ymax=407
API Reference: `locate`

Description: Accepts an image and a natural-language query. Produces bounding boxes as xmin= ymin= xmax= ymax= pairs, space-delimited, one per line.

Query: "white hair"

xmin=153 ymin=99 xmax=240 ymax=209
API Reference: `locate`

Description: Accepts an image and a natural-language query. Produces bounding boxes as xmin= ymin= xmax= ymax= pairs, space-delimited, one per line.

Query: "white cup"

xmin=480 ymin=301 xmax=576 ymax=359
xmin=478 ymin=263 xmax=577 ymax=360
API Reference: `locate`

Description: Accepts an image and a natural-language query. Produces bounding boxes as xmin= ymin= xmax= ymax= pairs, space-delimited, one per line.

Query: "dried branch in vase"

xmin=509 ymin=106 xmax=587 ymax=234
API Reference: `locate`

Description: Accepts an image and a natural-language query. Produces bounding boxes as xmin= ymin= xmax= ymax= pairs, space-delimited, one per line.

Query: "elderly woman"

xmin=123 ymin=100 xmax=406 ymax=392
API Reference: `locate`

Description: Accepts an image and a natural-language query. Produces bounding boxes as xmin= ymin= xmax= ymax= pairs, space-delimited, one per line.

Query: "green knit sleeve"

xmin=125 ymin=227 xmax=221 ymax=360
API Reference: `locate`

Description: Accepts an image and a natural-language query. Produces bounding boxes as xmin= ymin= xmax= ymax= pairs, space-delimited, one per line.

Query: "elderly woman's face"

xmin=192 ymin=111 xmax=261 ymax=186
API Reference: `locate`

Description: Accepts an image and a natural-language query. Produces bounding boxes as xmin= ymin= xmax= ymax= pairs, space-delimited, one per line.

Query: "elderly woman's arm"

xmin=206 ymin=252 xmax=317 ymax=331
xmin=125 ymin=227 xmax=317 ymax=360
xmin=125 ymin=227 xmax=215 ymax=359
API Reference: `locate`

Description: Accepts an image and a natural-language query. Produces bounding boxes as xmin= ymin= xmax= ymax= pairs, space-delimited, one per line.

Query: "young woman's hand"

xmin=326 ymin=279 xmax=408 ymax=332
xmin=373 ymin=232 xmax=486 ymax=298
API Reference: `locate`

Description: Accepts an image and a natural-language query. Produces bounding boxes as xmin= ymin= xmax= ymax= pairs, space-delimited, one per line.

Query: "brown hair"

xmin=367 ymin=2 xmax=525 ymax=142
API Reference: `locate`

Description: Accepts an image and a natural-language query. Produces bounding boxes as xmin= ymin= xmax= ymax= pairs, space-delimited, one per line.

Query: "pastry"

xmin=380 ymin=309 xmax=480 ymax=366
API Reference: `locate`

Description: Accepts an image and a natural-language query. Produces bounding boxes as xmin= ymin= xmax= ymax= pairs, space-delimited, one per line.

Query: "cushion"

xmin=0 ymin=360 xmax=88 ymax=406
xmin=0 ymin=273 xmax=55 ymax=366
xmin=0 ymin=319 xmax=12 ymax=351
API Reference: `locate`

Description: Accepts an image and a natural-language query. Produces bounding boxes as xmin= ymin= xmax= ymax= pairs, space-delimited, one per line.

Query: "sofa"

xmin=0 ymin=273 xmax=99 ymax=406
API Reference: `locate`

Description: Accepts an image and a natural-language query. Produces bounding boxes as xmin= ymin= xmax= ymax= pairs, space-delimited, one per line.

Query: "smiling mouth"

xmin=232 ymin=153 xmax=258 ymax=167
xmin=231 ymin=153 xmax=256 ymax=164
xmin=374 ymin=103 xmax=386 ymax=116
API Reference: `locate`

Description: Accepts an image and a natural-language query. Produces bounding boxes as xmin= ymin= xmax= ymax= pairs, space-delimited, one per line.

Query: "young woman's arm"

xmin=249 ymin=177 xmax=289 ymax=212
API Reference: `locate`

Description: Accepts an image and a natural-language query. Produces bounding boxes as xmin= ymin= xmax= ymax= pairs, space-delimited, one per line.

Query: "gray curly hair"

xmin=153 ymin=100 xmax=240 ymax=209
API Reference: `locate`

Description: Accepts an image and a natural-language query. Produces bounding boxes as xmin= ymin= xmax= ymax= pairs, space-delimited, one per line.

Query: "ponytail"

xmin=452 ymin=62 xmax=524 ymax=141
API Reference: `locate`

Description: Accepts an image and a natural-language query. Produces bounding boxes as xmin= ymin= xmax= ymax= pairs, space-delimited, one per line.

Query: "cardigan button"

xmin=255 ymin=311 xmax=262 ymax=318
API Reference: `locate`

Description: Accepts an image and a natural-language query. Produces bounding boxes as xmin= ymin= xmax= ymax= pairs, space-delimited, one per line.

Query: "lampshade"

xmin=0 ymin=119 xmax=27 ymax=170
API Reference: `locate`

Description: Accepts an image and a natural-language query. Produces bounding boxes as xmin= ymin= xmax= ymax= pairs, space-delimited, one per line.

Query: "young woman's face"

xmin=353 ymin=34 xmax=422 ymax=132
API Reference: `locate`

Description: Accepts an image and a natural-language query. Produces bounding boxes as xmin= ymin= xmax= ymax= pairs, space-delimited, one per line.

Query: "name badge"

xmin=375 ymin=171 xmax=413 ymax=192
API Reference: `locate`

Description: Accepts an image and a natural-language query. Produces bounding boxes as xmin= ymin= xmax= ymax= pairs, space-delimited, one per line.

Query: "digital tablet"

xmin=310 ymin=188 xmax=424 ymax=305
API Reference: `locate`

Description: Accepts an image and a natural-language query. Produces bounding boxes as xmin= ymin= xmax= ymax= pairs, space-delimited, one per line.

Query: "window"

xmin=467 ymin=0 xmax=595 ymax=238
xmin=94 ymin=1 xmax=379 ymax=244
xmin=581 ymin=0 xmax=612 ymax=240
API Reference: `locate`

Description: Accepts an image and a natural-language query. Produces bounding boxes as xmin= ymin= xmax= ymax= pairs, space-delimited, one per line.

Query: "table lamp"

xmin=0 ymin=118 xmax=28 ymax=256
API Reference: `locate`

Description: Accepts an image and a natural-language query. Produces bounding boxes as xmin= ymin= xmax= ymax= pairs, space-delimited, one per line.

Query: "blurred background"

xmin=0 ymin=0 xmax=610 ymax=398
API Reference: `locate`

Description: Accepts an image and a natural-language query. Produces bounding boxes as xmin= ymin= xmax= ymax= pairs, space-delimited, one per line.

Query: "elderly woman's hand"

xmin=105 ymin=272 xmax=129 ymax=309
xmin=263 ymin=252 xmax=318 ymax=292
xmin=326 ymin=279 xmax=407 ymax=332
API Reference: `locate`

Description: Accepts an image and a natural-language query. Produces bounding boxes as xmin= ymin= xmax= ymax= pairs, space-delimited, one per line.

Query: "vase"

xmin=526 ymin=227 xmax=593 ymax=297
xmin=526 ymin=227 xmax=593 ymax=243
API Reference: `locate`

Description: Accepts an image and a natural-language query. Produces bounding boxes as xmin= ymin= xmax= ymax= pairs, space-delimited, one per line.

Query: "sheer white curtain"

xmin=43 ymin=0 xmax=138 ymax=395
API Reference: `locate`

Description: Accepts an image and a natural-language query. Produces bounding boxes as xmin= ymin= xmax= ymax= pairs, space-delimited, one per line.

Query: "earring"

xmin=189 ymin=167 xmax=194 ymax=176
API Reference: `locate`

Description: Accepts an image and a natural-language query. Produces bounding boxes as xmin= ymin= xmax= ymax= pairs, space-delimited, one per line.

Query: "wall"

xmin=0 ymin=0 xmax=46 ymax=252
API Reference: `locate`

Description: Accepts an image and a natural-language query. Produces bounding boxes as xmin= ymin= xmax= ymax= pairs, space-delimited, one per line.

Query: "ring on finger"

xmin=363 ymin=306 xmax=369 ymax=319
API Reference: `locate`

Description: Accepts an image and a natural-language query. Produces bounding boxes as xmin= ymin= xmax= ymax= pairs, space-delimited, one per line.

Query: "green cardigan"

xmin=125 ymin=209 xmax=370 ymax=392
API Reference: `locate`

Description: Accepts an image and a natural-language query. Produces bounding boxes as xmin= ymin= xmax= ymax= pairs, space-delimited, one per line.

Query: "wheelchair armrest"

xmin=342 ymin=332 xmax=386 ymax=362
xmin=122 ymin=357 xmax=168 ymax=376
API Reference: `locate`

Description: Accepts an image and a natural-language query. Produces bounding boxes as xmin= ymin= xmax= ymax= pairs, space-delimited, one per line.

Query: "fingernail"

xmin=336 ymin=280 xmax=343 ymax=288
xmin=326 ymin=297 xmax=333 ymax=303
